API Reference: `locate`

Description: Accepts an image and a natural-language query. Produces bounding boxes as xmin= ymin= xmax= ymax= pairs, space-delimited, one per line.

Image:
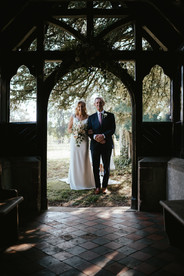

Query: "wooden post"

xmin=0 ymin=68 xmax=10 ymax=123
xmin=171 ymin=66 xmax=181 ymax=156
xmin=87 ymin=1 xmax=93 ymax=42
xmin=181 ymin=66 xmax=184 ymax=158
xmin=36 ymin=20 xmax=48 ymax=210
xmin=132 ymin=20 xmax=142 ymax=209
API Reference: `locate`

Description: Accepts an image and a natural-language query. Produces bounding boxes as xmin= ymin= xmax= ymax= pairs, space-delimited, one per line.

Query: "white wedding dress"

xmin=67 ymin=116 xmax=95 ymax=190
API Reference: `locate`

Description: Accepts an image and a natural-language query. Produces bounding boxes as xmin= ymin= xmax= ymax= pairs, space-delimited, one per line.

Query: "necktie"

xmin=99 ymin=112 xmax=102 ymax=124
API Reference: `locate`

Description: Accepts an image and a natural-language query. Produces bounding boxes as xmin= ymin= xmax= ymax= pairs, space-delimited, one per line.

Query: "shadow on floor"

xmin=1 ymin=206 xmax=184 ymax=275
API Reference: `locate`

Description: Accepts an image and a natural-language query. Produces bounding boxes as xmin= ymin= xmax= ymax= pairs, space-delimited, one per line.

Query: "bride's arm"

xmin=68 ymin=116 xmax=73 ymax=133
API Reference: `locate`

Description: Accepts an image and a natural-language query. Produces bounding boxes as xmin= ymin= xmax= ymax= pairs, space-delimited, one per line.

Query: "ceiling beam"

xmin=46 ymin=17 xmax=86 ymax=42
xmin=51 ymin=8 xmax=135 ymax=18
xmin=142 ymin=26 xmax=168 ymax=51
xmin=1 ymin=50 xmax=184 ymax=63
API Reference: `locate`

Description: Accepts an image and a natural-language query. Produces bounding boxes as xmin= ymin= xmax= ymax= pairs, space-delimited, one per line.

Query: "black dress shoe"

xmin=95 ymin=188 xmax=100 ymax=195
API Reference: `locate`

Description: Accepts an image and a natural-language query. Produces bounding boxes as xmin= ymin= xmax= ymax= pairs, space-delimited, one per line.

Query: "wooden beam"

xmin=86 ymin=1 xmax=93 ymax=41
xmin=143 ymin=26 xmax=168 ymax=51
xmin=46 ymin=17 xmax=86 ymax=42
xmin=1 ymin=50 xmax=184 ymax=64
xmin=51 ymin=8 xmax=134 ymax=18
xmin=142 ymin=28 xmax=160 ymax=50
xmin=13 ymin=27 xmax=37 ymax=51
xmin=95 ymin=16 xmax=134 ymax=39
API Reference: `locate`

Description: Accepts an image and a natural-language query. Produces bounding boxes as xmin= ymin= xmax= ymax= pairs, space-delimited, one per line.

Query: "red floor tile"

xmin=135 ymin=262 xmax=158 ymax=274
xmin=130 ymin=251 xmax=152 ymax=261
xmin=1 ymin=206 xmax=184 ymax=276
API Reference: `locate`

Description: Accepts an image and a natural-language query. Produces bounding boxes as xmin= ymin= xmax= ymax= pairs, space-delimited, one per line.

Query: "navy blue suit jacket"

xmin=87 ymin=111 xmax=116 ymax=151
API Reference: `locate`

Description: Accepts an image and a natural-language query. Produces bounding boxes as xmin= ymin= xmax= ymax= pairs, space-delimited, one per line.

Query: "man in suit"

xmin=88 ymin=97 xmax=116 ymax=194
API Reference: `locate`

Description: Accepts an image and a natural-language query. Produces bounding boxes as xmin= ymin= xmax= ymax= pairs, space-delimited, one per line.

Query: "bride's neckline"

xmin=75 ymin=115 xmax=88 ymax=121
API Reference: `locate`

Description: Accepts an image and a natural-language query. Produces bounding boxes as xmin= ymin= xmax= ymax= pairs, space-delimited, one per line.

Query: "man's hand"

xmin=95 ymin=134 xmax=106 ymax=144
xmin=95 ymin=134 xmax=104 ymax=142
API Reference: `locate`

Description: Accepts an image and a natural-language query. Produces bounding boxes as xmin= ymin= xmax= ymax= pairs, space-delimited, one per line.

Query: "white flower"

xmin=72 ymin=121 xmax=87 ymax=147
xmin=103 ymin=113 xmax=108 ymax=118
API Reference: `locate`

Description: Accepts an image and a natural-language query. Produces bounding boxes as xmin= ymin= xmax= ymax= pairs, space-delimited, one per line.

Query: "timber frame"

xmin=0 ymin=0 xmax=184 ymax=210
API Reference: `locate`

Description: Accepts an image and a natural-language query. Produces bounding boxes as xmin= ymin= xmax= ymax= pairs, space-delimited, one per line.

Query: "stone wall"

xmin=138 ymin=157 xmax=184 ymax=211
xmin=167 ymin=158 xmax=184 ymax=200
xmin=138 ymin=157 xmax=169 ymax=211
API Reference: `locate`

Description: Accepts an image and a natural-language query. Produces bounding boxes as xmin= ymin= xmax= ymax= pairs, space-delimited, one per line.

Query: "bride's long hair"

xmin=75 ymin=100 xmax=88 ymax=116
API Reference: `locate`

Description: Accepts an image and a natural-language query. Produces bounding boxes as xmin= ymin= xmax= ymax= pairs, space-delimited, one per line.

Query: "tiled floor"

xmin=1 ymin=206 xmax=184 ymax=275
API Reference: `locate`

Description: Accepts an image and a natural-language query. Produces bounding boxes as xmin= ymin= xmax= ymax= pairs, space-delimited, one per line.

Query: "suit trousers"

xmin=91 ymin=146 xmax=112 ymax=188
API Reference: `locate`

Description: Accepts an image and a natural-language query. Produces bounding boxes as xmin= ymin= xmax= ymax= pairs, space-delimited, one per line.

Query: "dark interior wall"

xmin=141 ymin=122 xmax=173 ymax=157
xmin=0 ymin=1 xmax=28 ymax=29
xmin=0 ymin=120 xmax=180 ymax=159
xmin=141 ymin=121 xmax=181 ymax=158
xmin=0 ymin=123 xmax=39 ymax=156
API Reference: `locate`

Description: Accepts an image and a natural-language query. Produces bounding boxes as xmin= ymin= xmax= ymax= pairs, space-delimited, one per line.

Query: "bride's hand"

xmin=88 ymin=129 xmax=93 ymax=134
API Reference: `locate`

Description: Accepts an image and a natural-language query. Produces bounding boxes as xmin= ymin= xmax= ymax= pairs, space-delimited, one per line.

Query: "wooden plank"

xmin=51 ymin=8 xmax=133 ymax=18
xmin=0 ymin=196 xmax=24 ymax=216
xmin=1 ymin=50 xmax=184 ymax=63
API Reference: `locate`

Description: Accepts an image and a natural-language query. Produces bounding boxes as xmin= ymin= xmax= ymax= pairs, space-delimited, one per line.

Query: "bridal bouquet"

xmin=72 ymin=121 xmax=87 ymax=147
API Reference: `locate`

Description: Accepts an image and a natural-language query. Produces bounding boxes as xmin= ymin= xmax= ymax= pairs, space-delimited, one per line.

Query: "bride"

xmin=67 ymin=100 xmax=95 ymax=190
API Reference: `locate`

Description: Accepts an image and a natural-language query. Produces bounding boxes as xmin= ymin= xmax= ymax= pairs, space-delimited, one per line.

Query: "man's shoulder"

xmin=89 ymin=112 xmax=96 ymax=118
xmin=104 ymin=111 xmax=114 ymax=116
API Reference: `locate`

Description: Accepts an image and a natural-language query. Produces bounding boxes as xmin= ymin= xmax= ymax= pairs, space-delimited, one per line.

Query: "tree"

xmin=143 ymin=65 xmax=170 ymax=121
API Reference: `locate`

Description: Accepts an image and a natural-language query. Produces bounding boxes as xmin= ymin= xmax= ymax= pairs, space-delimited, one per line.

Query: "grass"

xmin=47 ymin=158 xmax=132 ymax=207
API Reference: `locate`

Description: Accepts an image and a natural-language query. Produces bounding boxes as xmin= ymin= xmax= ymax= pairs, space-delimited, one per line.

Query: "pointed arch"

xmin=142 ymin=64 xmax=171 ymax=122
xmin=10 ymin=65 xmax=37 ymax=122
xmin=43 ymin=53 xmax=136 ymax=106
